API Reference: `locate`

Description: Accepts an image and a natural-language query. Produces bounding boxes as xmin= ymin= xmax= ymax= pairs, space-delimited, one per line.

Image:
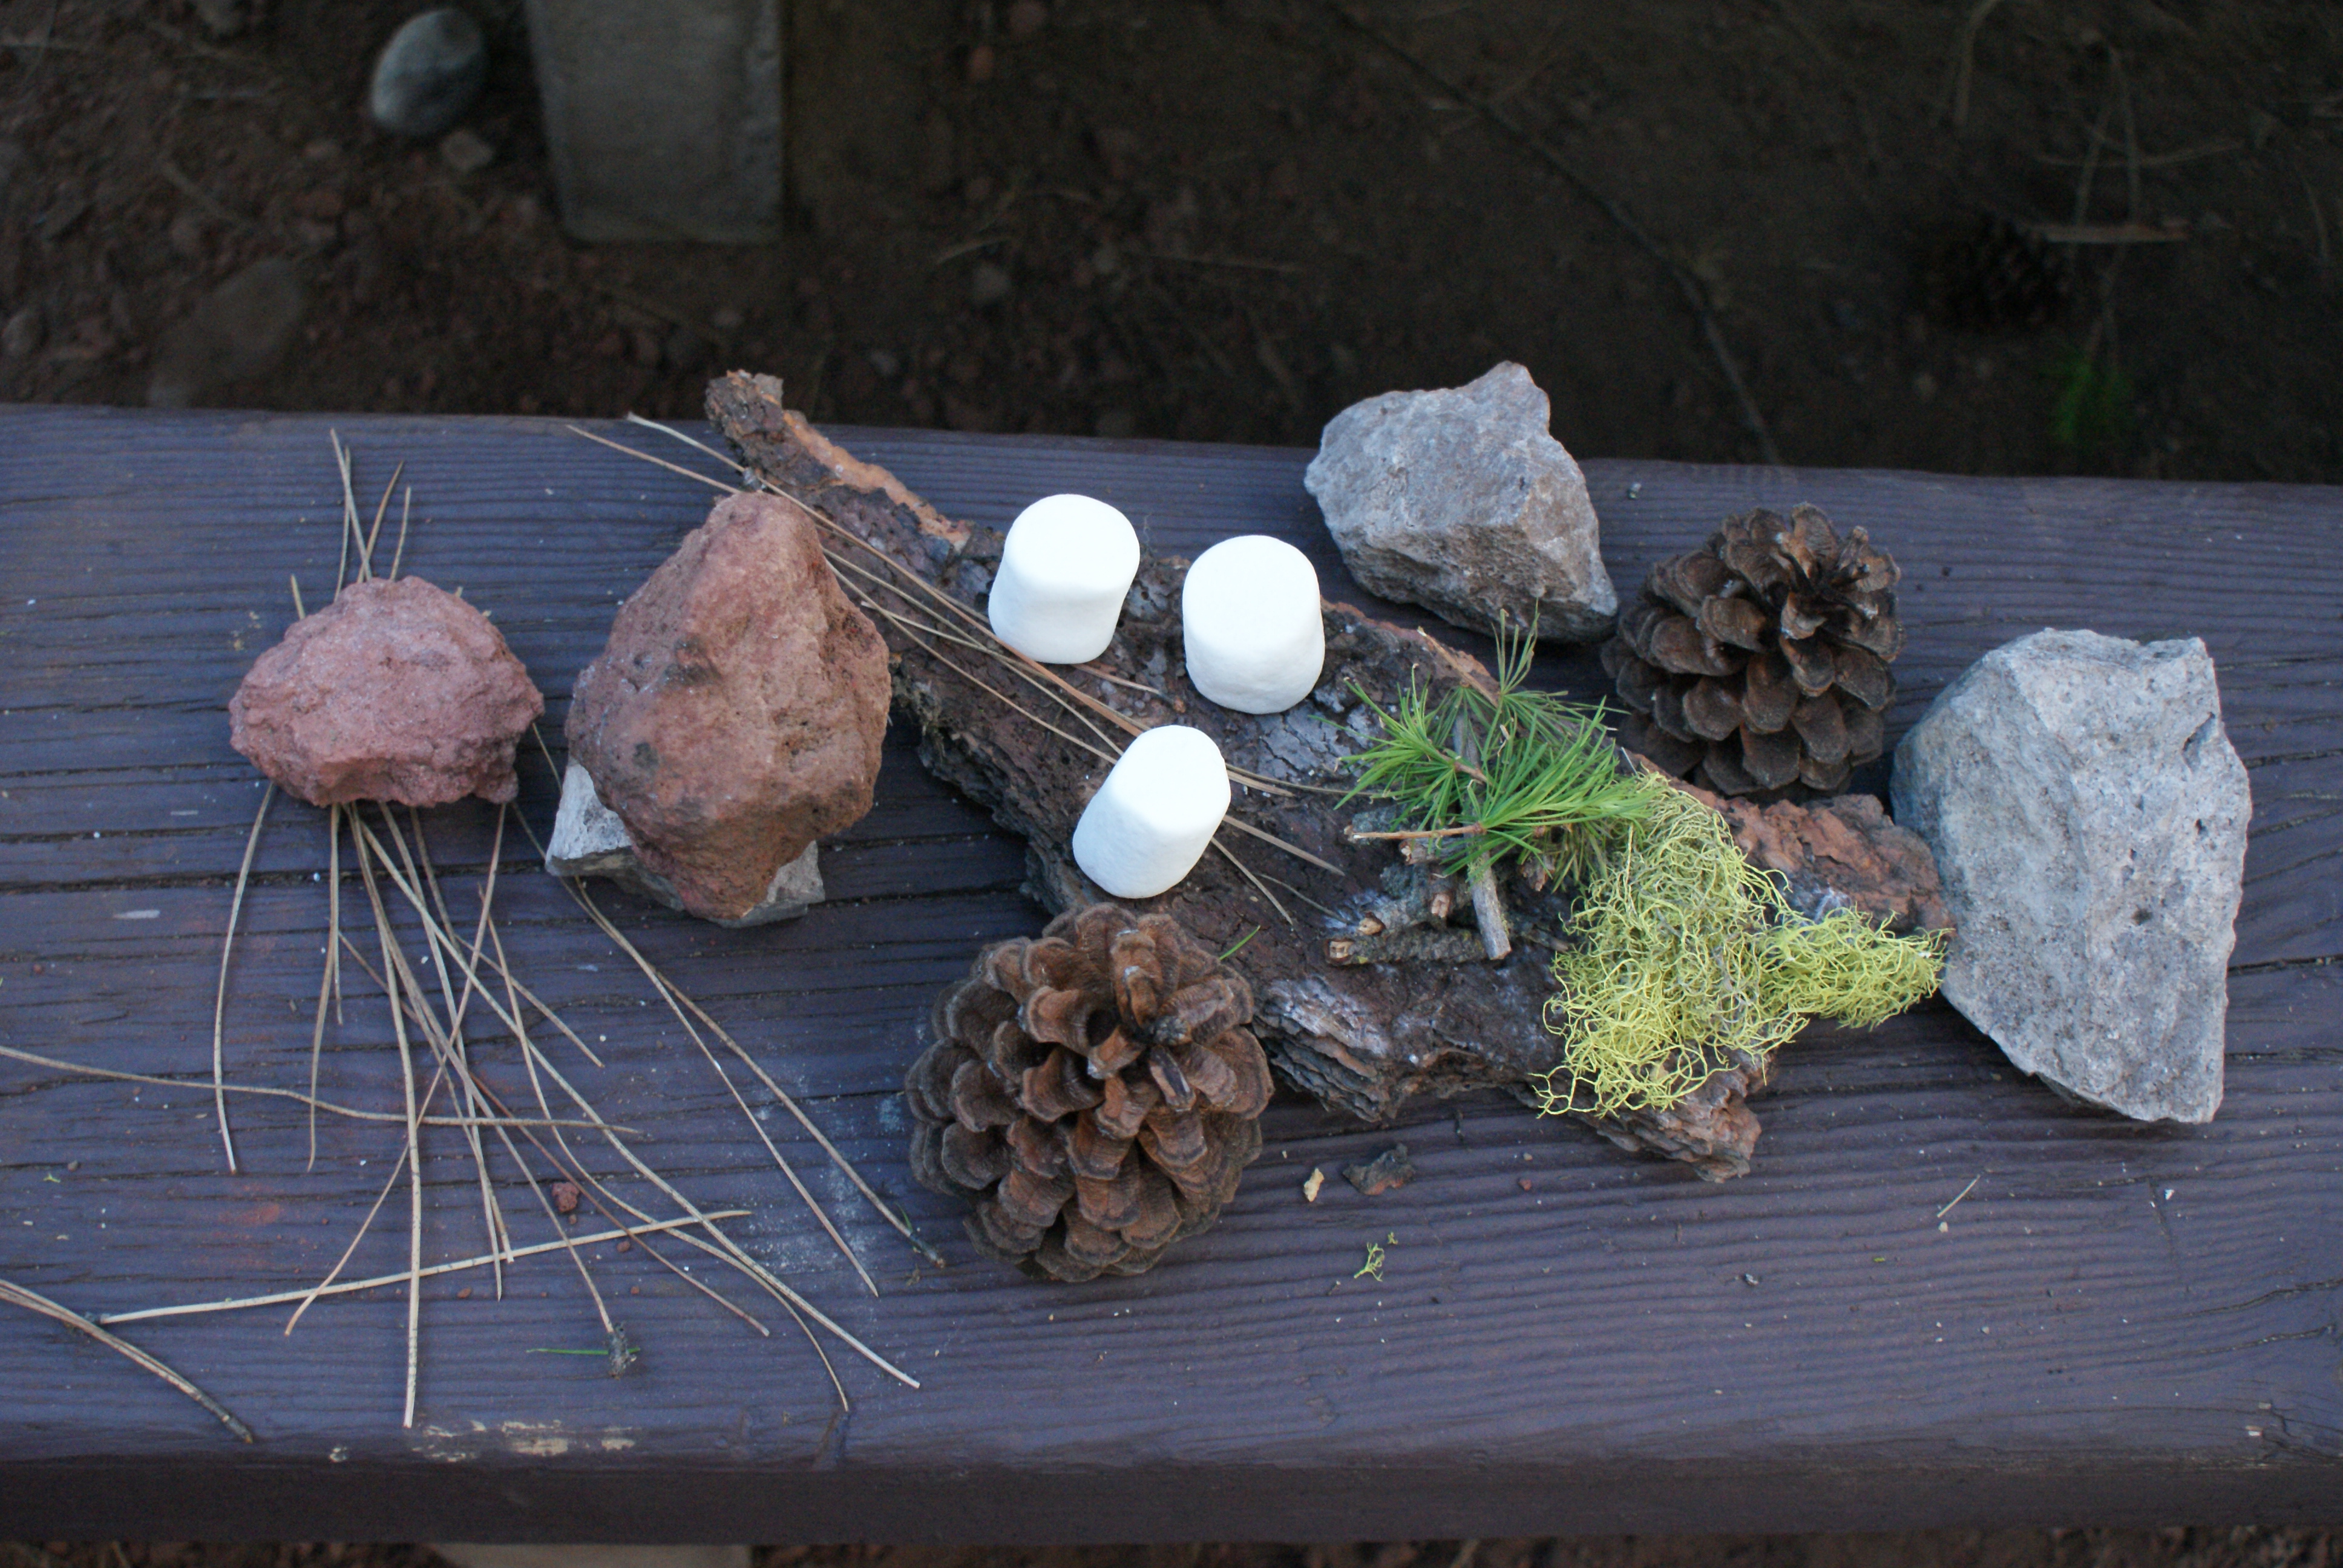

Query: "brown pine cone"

xmin=1602 ymin=505 xmax=1904 ymax=796
xmin=904 ymin=904 xmax=1273 ymax=1282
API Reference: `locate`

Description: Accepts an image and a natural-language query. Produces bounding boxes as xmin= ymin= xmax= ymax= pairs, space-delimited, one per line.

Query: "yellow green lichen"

xmin=1536 ymin=780 xmax=1946 ymax=1119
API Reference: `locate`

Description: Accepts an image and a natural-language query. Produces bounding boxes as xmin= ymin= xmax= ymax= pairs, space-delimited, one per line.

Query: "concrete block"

xmin=523 ymin=0 xmax=782 ymax=243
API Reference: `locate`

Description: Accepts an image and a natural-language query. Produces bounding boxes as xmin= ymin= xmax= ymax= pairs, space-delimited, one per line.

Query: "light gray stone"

xmin=545 ymin=762 xmax=823 ymax=928
xmin=1891 ymin=629 xmax=2250 ymax=1123
xmin=1303 ymin=361 xmax=1617 ymax=642
xmin=369 ymin=8 xmax=488 ymax=140
xmin=146 ymin=256 xmax=307 ymax=408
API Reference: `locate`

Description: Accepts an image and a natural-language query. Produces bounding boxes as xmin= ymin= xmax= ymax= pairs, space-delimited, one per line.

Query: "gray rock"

xmin=438 ymin=126 xmax=495 ymax=174
xmin=369 ymin=8 xmax=488 ymax=140
xmin=191 ymin=0 xmax=252 ymax=38
xmin=1303 ymin=361 xmax=1617 ymax=642
xmin=968 ymin=261 xmax=1012 ymax=308
xmin=146 ymin=256 xmax=307 ymax=408
xmin=2 ymin=306 xmax=41 ymax=359
xmin=1891 ymin=630 xmax=2250 ymax=1123
xmin=545 ymin=762 xmax=824 ymax=928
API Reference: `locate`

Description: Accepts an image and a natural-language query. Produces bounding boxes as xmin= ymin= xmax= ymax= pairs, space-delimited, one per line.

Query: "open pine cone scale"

xmin=1604 ymin=504 xmax=1905 ymax=797
xmin=907 ymin=904 xmax=1271 ymax=1282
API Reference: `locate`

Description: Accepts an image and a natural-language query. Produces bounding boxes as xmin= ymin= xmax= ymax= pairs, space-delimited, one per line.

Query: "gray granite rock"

xmin=545 ymin=762 xmax=824 ymax=928
xmin=1891 ymin=630 xmax=2249 ymax=1123
xmin=1303 ymin=361 xmax=1617 ymax=642
xmin=369 ymin=8 xmax=488 ymax=140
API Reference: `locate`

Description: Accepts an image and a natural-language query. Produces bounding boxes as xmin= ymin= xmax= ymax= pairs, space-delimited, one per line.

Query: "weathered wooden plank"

xmin=0 ymin=405 xmax=2338 ymax=1540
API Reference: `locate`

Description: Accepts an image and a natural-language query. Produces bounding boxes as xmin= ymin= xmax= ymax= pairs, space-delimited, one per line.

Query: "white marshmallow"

xmin=1181 ymin=534 xmax=1326 ymax=714
xmin=1071 ymin=725 xmax=1230 ymax=900
xmin=986 ymin=493 xmax=1140 ymax=664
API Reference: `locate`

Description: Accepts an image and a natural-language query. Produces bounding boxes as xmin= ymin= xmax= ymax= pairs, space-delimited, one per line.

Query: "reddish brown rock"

xmin=229 ymin=576 xmax=543 ymax=806
xmin=1667 ymin=769 xmax=1954 ymax=935
xmin=566 ymin=490 xmax=890 ymax=922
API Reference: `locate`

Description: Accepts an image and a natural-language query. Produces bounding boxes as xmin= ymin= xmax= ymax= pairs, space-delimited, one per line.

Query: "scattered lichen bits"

xmin=904 ymin=904 xmax=1273 ymax=1282
xmin=1603 ymin=505 xmax=1904 ymax=795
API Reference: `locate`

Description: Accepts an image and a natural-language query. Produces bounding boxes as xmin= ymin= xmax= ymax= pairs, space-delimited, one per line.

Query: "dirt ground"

xmin=0 ymin=0 xmax=2336 ymax=480
xmin=5 ymin=1534 xmax=2342 ymax=1568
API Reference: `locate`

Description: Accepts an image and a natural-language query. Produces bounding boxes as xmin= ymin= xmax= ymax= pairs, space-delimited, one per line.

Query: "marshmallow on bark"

xmin=1180 ymin=534 xmax=1326 ymax=714
xmin=1070 ymin=725 xmax=1231 ymax=899
xmin=986 ymin=493 xmax=1140 ymax=664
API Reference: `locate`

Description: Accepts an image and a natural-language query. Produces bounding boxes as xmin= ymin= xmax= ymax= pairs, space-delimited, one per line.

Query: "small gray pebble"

xmin=968 ymin=261 xmax=1012 ymax=308
xmin=438 ymin=126 xmax=494 ymax=174
xmin=2 ymin=306 xmax=42 ymax=359
xmin=146 ymin=257 xmax=308 ymax=408
xmin=369 ymin=8 xmax=487 ymax=140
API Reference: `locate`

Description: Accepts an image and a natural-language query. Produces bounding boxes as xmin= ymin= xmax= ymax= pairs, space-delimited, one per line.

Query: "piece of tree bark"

xmin=707 ymin=371 xmax=1762 ymax=1178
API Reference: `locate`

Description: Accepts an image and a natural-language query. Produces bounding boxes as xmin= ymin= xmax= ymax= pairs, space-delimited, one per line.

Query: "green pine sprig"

xmin=1340 ymin=619 xmax=1658 ymax=884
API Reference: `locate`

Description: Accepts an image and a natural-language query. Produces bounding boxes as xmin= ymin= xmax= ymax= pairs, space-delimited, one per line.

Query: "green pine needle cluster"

xmin=1536 ymin=784 xmax=1947 ymax=1119
xmin=1341 ymin=624 xmax=1657 ymax=884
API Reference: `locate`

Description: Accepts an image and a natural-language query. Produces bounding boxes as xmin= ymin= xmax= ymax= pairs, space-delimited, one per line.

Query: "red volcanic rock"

xmin=229 ymin=576 xmax=543 ymax=806
xmin=566 ymin=490 xmax=890 ymax=922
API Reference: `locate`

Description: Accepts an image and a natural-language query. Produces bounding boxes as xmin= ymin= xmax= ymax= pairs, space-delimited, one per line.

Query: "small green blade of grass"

xmin=2048 ymin=348 xmax=2136 ymax=457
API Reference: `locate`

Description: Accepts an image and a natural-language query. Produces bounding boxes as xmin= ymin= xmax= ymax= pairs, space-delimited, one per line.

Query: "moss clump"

xmin=1536 ymin=780 xmax=1945 ymax=1118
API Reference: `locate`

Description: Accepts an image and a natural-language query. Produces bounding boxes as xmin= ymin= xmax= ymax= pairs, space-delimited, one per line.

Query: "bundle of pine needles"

xmin=13 ymin=434 xmax=932 ymax=1439
xmin=1537 ymin=782 xmax=1946 ymax=1117
xmin=1342 ymin=620 xmax=1655 ymax=890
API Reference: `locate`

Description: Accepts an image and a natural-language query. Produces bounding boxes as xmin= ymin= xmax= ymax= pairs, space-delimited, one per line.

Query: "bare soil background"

xmin=0 ymin=0 xmax=2335 ymax=479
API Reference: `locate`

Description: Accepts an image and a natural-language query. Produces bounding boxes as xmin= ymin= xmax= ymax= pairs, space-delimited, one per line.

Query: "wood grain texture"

xmin=0 ymin=403 xmax=2338 ymax=1541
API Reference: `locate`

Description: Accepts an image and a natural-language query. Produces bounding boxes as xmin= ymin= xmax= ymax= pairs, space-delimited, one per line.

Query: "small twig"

xmin=1936 ymin=1174 xmax=1983 ymax=1220
xmin=1 ymin=1276 xmax=253 ymax=1441
xmin=332 ymin=431 xmax=359 ymax=589
xmin=350 ymin=814 xmax=428 ymax=1428
xmin=1486 ymin=16 xmax=1566 ymax=105
xmin=582 ymin=278 xmax=721 ymax=344
xmin=1346 ymin=822 xmax=1489 ymax=843
xmin=390 ymin=488 xmax=413 ymax=579
xmin=305 ymin=803 xmax=341 ymax=1170
xmin=1138 ymin=249 xmax=1302 ymax=275
xmin=283 ymin=1062 xmax=448 ymax=1335
xmin=156 ymin=155 xmax=258 ymax=232
xmin=1939 ymin=0 xmax=2008 ymax=130
xmin=0 ymin=1043 xmax=614 ymax=1132
xmin=568 ymin=883 xmax=883 ymax=1295
xmin=1468 ymin=861 xmax=1512 ymax=961
xmin=2034 ymin=137 xmax=2241 ymax=169
xmin=931 ymin=235 xmax=1010 ymax=267
xmin=100 ymin=1212 xmax=750 ymax=1326
xmin=359 ymin=463 xmax=404 ymax=579
xmin=2026 ymin=221 xmax=2188 ymax=245
xmin=1211 ymin=836 xmax=1294 ymax=928
xmin=1759 ymin=0 xmax=1838 ymax=68
xmin=210 ymin=782 xmax=274 ymax=1174
xmin=2070 ymin=85 xmax=2118 ymax=237
xmin=2296 ymin=161 xmax=2333 ymax=278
